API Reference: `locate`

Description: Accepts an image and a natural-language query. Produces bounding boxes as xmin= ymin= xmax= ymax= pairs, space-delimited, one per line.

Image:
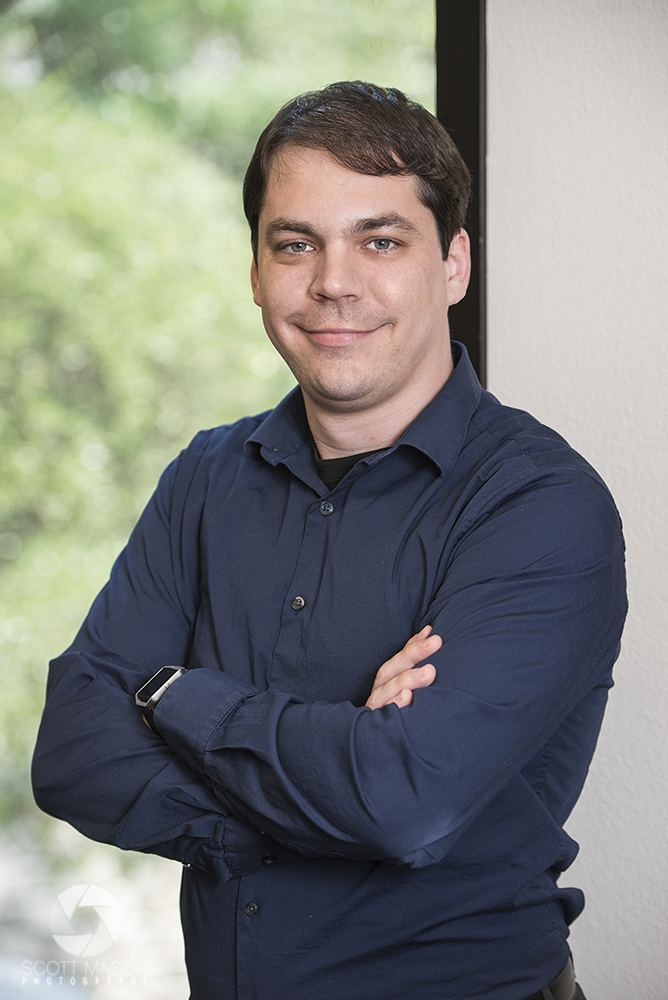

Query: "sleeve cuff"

xmin=154 ymin=667 xmax=254 ymax=776
xmin=224 ymin=815 xmax=304 ymax=875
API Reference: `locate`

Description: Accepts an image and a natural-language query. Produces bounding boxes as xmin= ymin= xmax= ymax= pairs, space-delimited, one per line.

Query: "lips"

xmin=298 ymin=324 xmax=388 ymax=347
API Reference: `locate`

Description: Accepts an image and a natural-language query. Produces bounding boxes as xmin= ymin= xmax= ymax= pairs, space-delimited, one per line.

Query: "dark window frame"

xmin=436 ymin=0 xmax=487 ymax=385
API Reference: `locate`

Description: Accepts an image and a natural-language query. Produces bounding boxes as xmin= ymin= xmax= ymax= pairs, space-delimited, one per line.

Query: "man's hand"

xmin=366 ymin=626 xmax=441 ymax=710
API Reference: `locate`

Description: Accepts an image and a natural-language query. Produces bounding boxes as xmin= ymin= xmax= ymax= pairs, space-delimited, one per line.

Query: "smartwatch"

xmin=135 ymin=666 xmax=187 ymax=733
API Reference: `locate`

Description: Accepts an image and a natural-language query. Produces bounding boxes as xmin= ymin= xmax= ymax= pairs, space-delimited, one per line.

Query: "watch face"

xmin=136 ymin=667 xmax=179 ymax=705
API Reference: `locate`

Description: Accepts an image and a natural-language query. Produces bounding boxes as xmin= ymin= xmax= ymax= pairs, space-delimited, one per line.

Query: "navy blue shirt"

xmin=33 ymin=344 xmax=627 ymax=999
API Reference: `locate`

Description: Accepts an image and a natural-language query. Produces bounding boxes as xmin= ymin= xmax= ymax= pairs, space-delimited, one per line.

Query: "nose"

xmin=309 ymin=245 xmax=363 ymax=301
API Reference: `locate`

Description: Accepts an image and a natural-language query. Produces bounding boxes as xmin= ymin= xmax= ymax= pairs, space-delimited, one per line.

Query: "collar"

xmin=246 ymin=341 xmax=482 ymax=479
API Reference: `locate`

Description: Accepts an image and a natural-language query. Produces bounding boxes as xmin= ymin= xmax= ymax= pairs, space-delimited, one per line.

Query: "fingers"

xmin=389 ymin=687 xmax=413 ymax=710
xmin=365 ymin=626 xmax=442 ymax=710
xmin=372 ymin=626 xmax=442 ymax=688
xmin=366 ymin=661 xmax=437 ymax=711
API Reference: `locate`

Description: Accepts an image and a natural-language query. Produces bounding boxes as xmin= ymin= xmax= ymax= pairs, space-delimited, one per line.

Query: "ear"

xmin=445 ymin=229 xmax=471 ymax=307
xmin=250 ymin=250 xmax=261 ymax=307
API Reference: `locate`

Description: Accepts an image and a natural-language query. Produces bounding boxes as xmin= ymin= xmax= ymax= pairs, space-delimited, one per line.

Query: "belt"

xmin=522 ymin=956 xmax=577 ymax=1000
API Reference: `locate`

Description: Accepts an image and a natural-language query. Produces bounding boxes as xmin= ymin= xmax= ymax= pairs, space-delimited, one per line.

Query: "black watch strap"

xmin=135 ymin=666 xmax=186 ymax=733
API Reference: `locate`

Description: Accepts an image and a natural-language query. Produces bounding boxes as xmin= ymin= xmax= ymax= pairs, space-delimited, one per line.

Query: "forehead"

xmin=260 ymin=145 xmax=434 ymax=232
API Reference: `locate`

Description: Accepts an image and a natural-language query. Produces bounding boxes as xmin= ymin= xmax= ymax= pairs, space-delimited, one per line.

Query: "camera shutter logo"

xmin=49 ymin=884 xmax=122 ymax=957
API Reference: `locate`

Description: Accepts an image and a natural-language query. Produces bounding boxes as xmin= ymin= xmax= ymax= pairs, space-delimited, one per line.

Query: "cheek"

xmin=264 ymin=274 xmax=308 ymax=323
xmin=385 ymin=263 xmax=429 ymax=299
xmin=382 ymin=281 xmax=422 ymax=325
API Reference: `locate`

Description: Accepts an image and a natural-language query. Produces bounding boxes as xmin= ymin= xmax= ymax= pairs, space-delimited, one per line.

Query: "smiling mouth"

xmin=299 ymin=325 xmax=387 ymax=346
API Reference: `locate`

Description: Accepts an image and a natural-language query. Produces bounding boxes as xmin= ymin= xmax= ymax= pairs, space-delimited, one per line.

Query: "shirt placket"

xmin=267 ymin=492 xmax=337 ymax=687
xmin=233 ymin=488 xmax=337 ymax=997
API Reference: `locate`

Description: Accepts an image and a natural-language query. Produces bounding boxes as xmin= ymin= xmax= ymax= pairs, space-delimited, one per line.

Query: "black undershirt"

xmin=312 ymin=443 xmax=385 ymax=491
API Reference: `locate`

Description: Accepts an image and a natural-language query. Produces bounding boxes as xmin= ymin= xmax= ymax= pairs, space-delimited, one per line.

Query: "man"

xmin=33 ymin=82 xmax=627 ymax=999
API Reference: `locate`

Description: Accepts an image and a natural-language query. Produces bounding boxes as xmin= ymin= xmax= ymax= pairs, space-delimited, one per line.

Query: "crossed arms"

xmin=32 ymin=437 xmax=627 ymax=880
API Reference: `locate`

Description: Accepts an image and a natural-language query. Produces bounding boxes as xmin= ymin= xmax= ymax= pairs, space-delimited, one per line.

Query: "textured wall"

xmin=486 ymin=2 xmax=668 ymax=996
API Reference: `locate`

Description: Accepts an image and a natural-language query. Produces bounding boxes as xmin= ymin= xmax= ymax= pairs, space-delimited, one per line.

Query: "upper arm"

xmin=388 ymin=472 xmax=627 ymax=835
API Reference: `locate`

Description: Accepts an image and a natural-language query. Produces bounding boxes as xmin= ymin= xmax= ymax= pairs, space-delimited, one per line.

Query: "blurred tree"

xmin=1 ymin=0 xmax=435 ymax=173
xmin=0 ymin=75 xmax=294 ymax=548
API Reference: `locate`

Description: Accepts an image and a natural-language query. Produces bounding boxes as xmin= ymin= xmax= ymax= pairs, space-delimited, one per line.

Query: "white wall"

xmin=486 ymin=2 xmax=668 ymax=996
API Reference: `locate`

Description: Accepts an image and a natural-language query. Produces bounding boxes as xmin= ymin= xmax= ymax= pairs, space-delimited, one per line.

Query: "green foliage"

xmin=0 ymin=75 xmax=294 ymax=548
xmin=1 ymin=0 xmax=435 ymax=173
xmin=0 ymin=0 xmax=435 ymax=829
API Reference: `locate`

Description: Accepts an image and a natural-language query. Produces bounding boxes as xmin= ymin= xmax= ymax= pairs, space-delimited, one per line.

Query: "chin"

xmin=307 ymin=374 xmax=378 ymax=404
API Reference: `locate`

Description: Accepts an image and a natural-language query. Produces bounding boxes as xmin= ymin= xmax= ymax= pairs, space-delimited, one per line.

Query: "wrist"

xmin=135 ymin=666 xmax=187 ymax=734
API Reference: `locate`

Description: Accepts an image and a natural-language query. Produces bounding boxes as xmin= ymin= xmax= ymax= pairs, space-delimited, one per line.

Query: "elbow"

xmin=359 ymin=801 xmax=461 ymax=867
xmin=31 ymin=745 xmax=59 ymax=819
xmin=31 ymin=722 xmax=76 ymax=823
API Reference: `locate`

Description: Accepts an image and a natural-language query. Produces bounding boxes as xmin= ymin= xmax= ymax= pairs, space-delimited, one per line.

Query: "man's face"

xmin=251 ymin=146 xmax=469 ymax=418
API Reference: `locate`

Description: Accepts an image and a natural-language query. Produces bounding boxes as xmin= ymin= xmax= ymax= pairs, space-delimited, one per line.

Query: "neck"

xmin=304 ymin=358 xmax=454 ymax=460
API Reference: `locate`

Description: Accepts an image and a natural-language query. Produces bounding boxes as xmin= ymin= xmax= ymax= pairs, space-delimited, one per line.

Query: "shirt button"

xmin=291 ymin=596 xmax=305 ymax=611
xmin=244 ymin=901 xmax=259 ymax=917
xmin=319 ymin=501 xmax=334 ymax=515
xmin=262 ymin=855 xmax=277 ymax=866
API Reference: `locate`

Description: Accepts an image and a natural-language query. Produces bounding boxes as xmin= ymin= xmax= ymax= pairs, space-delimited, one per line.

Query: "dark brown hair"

xmin=243 ymin=81 xmax=471 ymax=260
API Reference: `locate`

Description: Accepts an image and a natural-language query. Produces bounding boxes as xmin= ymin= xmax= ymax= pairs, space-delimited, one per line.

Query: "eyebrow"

xmin=263 ymin=219 xmax=320 ymax=243
xmin=263 ymin=214 xmax=420 ymax=244
xmin=352 ymin=215 xmax=420 ymax=237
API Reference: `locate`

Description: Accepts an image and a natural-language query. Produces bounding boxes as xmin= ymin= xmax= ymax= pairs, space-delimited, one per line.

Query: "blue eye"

xmin=369 ymin=238 xmax=394 ymax=251
xmin=287 ymin=242 xmax=311 ymax=253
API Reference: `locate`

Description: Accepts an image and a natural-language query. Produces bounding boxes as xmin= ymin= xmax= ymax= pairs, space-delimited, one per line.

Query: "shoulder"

xmin=467 ymin=390 xmax=613 ymax=496
xmin=184 ymin=410 xmax=271 ymax=464
xmin=149 ymin=410 xmax=272 ymax=525
xmin=174 ymin=410 xmax=271 ymax=478
xmin=454 ymin=392 xmax=625 ymax=559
